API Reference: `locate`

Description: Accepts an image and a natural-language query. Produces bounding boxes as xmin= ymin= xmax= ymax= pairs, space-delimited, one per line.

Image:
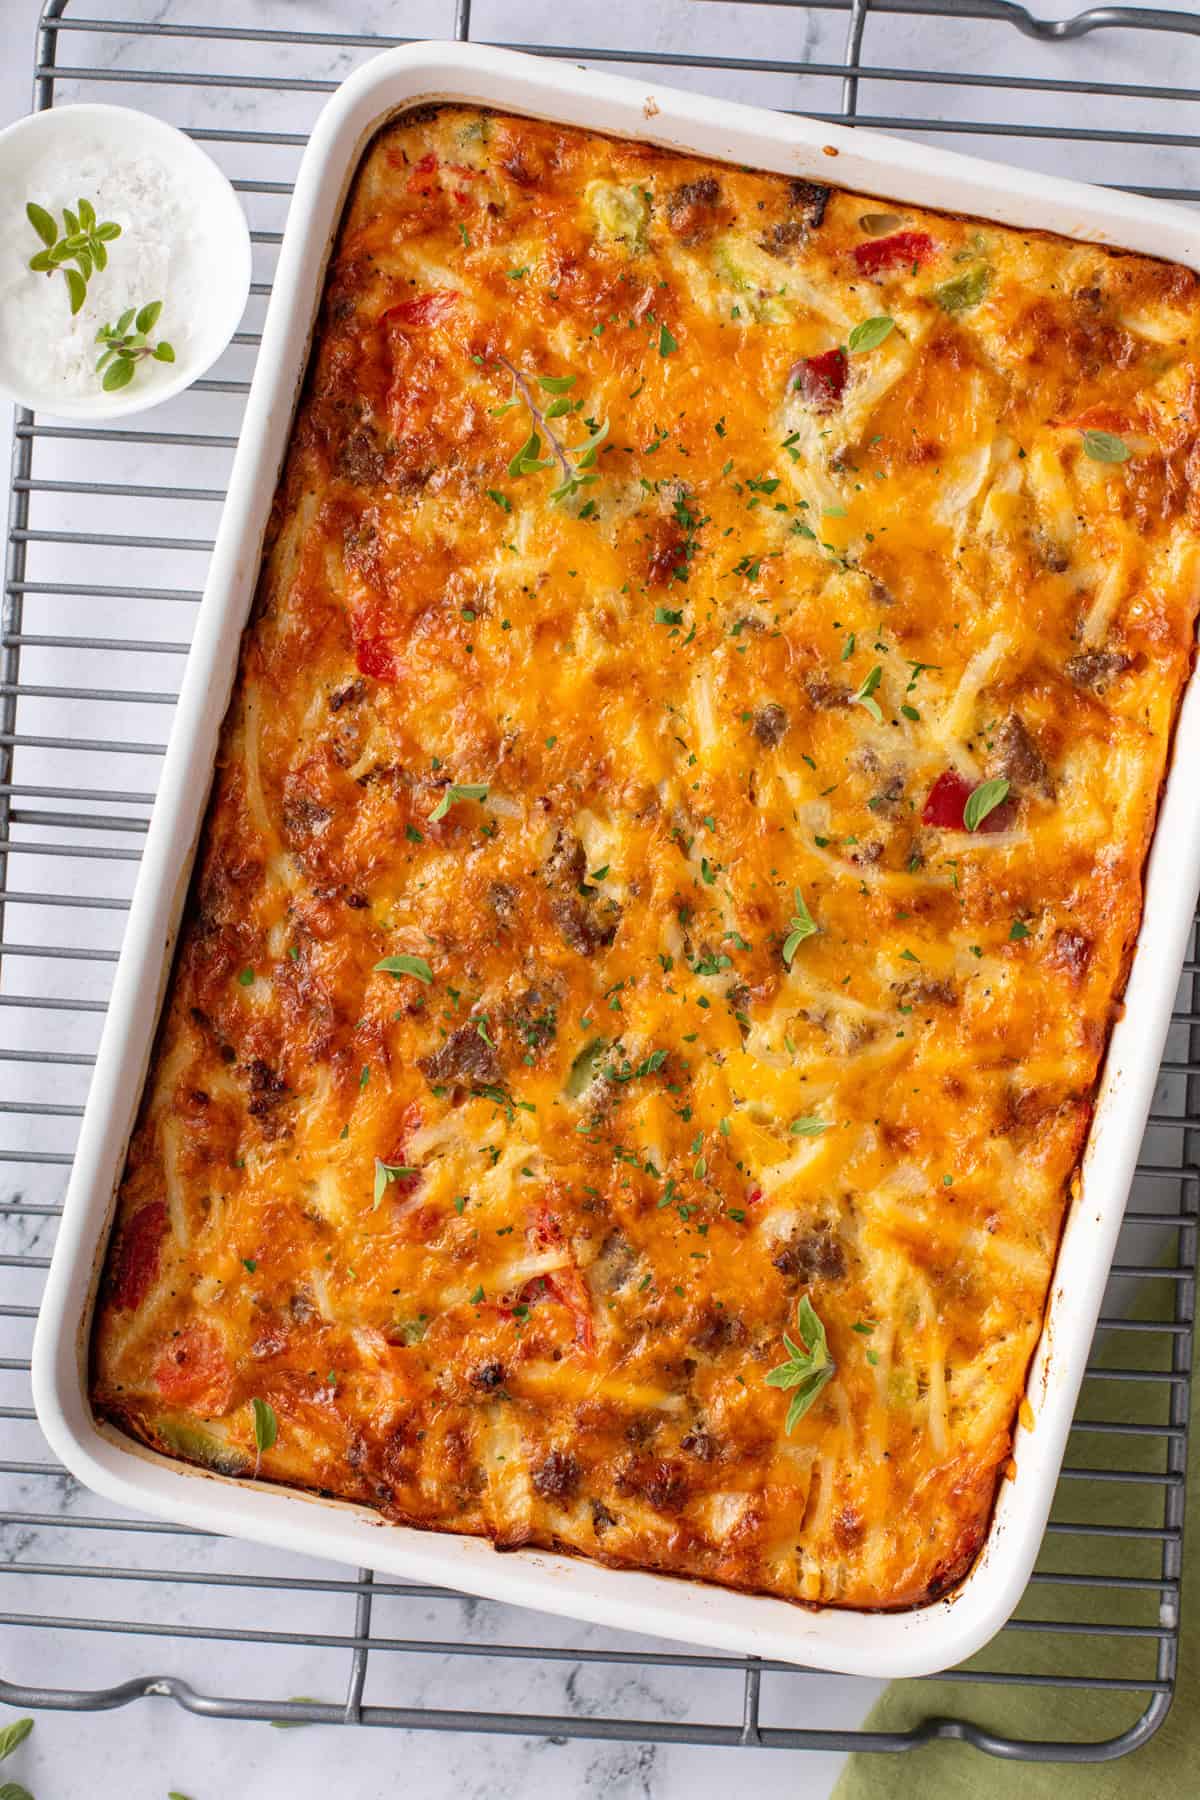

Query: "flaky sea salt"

xmin=0 ymin=133 xmax=196 ymax=399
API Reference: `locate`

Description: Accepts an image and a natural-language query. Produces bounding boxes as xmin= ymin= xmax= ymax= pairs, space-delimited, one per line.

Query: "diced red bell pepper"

xmin=922 ymin=769 xmax=1014 ymax=833
xmin=522 ymin=1205 xmax=596 ymax=1352
xmin=406 ymin=151 xmax=439 ymax=195
xmin=109 ymin=1200 xmax=166 ymax=1310
xmin=922 ymin=769 xmax=972 ymax=829
xmin=380 ymin=1105 xmax=423 ymax=1199
xmin=382 ymin=289 xmax=459 ymax=330
xmin=154 ymin=1323 xmax=233 ymax=1412
xmin=853 ymin=231 xmax=934 ymax=276
xmin=792 ymin=345 xmax=848 ymax=413
xmin=350 ymin=618 xmax=398 ymax=683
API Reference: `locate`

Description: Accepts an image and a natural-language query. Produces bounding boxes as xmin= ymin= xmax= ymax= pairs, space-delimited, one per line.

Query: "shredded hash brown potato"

xmin=91 ymin=105 xmax=1200 ymax=1610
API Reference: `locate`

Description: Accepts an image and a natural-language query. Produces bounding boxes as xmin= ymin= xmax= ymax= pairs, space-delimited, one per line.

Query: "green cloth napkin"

xmin=834 ymin=1283 xmax=1197 ymax=1796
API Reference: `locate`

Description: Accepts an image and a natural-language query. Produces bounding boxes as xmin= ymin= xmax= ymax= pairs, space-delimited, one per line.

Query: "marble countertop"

xmin=0 ymin=2 xmax=1188 ymax=1795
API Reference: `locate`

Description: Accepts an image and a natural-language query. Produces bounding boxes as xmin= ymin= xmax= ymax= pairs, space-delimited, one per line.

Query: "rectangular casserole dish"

xmin=30 ymin=38 xmax=1200 ymax=1680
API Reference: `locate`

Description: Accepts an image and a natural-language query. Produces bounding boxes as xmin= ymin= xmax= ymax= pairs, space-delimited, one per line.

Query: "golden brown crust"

xmin=90 ymin=106 xmax=1200 ymax=1611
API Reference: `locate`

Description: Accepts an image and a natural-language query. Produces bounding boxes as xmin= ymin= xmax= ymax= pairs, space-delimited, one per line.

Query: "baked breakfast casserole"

xmin=91 ymin=104 xmax=1200 ymax=1611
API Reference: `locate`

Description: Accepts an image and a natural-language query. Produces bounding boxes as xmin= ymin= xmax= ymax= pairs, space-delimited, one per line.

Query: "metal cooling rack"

xmin=1 ymin=0 xmax=1197 ymax=1765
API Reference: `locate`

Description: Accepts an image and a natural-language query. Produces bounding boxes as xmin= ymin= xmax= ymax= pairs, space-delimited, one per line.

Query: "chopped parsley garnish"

xmin=487 ymin=488 xmax=511 ymax=512
xmin=658 ymin=322 xmax=678 ymax=357
xmin=1010 ymin=919 xmax=1033 ymax=941
xmin=237 ymin=967 xmax=254 ymax=986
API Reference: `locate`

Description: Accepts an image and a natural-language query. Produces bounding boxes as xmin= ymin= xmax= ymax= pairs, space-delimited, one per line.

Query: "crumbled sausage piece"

xmin=1065 ymin=649 xmax=1131 ymax=693
xmin=773 ymin=1224 xmax=846 ymax=1282
xmin=789 ymin=178 xmax=831 ymax=226
xmin=988 ymin=713 xmax=1053 ymax=797
xmin=246 ymin=1058 xmax=287 ymax=1116
xmin=281 ymin=791 xmax=332 ymax=846
xmin=753 ymin=703 xmax=789 ymax=747
xmin=544 ymin=829 xmax=587 ymax=889
xmin=666 ymin=176 xmax=722 ymax=243
xmin=329 ymin=679 xmax=365 ymax=712
xmin=336 ymin=430 xmax=388 ymax=486
xmin=551 ymin=894 xmax=620 ymax=957
xmin=868 ymin=773 xmax=906 ymax=818
xmin=591 ymin=1230 xmax=638 ymax=1292
xmin=532 ymin=1448 xmax=580 ymax=1502
xmin=617 ymin=1457 xmax=689 ymax=1514
xmin=680 ymin=1428 xmax=719 ymax=1463
xmin=692 ymin=1304 xmax=745 ymax=1354
xmin=510 ymin=987 xmax=556 ymax=1048
xmin=805 ymin=676 xmax=851 ymax=709
xmin=419 ymin=1024 xmax=502 ymax=1087
xmin=897 ymin=976 xmax=958 ymax=1008
xmin=470 ymin=1359 xmax=506 ymax=1392
xmin=760 ymin=219 xmax=806 ymax=258
xmin=1050 ymin=927 xmax=1092 ymax=978
xmin=592 ymin=1498 xmax=618 ymax=1537
xmin=487 ymin=880 xmax=518 ymax=920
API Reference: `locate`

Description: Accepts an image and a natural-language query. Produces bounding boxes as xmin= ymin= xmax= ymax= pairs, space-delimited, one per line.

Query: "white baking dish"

xmin=30 ymin=39 xmax=1200 ymax=1681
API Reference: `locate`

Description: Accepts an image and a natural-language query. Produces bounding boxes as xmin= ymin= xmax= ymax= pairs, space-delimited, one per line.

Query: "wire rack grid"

xmin=1 ymin=0 xmax=1198 ymax=1766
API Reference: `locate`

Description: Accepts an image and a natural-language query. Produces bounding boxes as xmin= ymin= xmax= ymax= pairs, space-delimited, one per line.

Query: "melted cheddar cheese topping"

xmin=92 ymin=107 xmax=1200 ymax=1610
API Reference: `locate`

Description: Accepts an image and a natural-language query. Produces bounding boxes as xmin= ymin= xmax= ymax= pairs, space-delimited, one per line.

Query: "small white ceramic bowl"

xmin=0 ymin=102 xmax=251 ymax=420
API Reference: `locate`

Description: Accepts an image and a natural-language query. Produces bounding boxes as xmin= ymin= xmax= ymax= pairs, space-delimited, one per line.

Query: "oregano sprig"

xmin=765 ymin=1296 xmax=837 ymax=1431
xmin=493 ymin=355 xmax=608 ymax=505
xmin=95 ymin=301 xmax=176 ymax=391
xmin=27 ymin=197 xmax=121 ymax=314
xmin=781 ymin=888 xmax=818 ymax=967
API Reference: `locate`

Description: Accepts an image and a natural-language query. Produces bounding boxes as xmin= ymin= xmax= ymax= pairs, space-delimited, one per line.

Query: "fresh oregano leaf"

xmin=0 ymin=1719 xmax=33 ymax=1761
xmin=781 ymin=888 xmax=818 ymax=967
xmin=251 ymin=1397 xmax=277 ymax=1454
xmin=1081 ymin=428 xmax=1131 ymax=464
xmin=963 ymin=777 xmax=1010 ymax=831
xmin=25 ymin=202 xmax=56 ymax=247
xmin=102 ymin=356 xmax=136 ymax=392
xmin=429 ymin=782 xmax=489 ymax=823
xmin=764 ymin=1296 xmax=836 ymax=1431
xmin=373 ymin=953 xmax=433 ymax=983
xmin=847 ymin=314 xmax=895 ymax=353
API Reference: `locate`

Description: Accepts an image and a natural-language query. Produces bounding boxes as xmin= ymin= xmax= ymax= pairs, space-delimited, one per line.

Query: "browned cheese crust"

xmin=91 ymin=106 xmax=1200 ymax=1610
